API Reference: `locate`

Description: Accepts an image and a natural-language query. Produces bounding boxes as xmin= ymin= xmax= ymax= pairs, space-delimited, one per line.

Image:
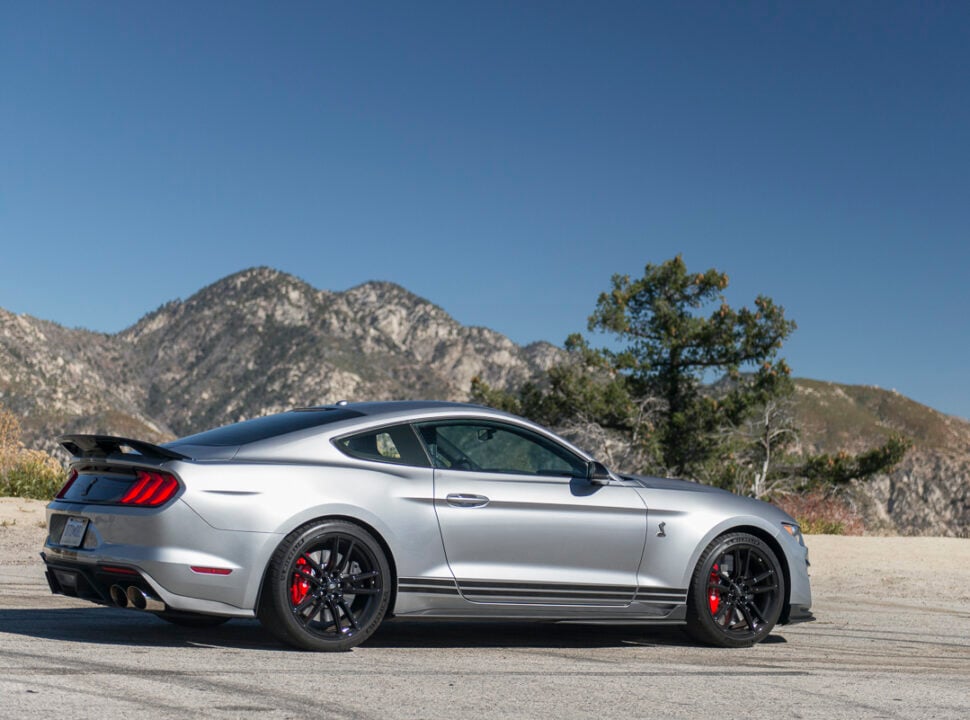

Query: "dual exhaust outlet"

xmin=109 ymin=584 xmax=166 ymax=613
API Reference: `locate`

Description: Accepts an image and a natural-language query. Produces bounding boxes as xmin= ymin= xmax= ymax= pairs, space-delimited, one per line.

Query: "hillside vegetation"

xmin=794 ymin=379 xmax=970 ymax=454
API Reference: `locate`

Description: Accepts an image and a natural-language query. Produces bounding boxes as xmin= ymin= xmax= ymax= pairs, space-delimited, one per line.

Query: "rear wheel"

xmin=258 ymin=520 xmax=391 ymax=651
xmin=685 ymin=532 xmax=784 ymax=648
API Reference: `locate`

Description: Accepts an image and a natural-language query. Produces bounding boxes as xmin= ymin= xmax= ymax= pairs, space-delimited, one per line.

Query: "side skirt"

xmin=394 ymin=577 xmax=686 ymax=621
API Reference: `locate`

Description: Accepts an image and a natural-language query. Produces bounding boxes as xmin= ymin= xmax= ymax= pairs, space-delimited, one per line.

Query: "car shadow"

xmin=0 ymin=607 xmax=281 ymax=650
xmin=370 ymin=619 xmax=697 ymax=648
xmin=0 ymin=607 xmax=755 ymax=651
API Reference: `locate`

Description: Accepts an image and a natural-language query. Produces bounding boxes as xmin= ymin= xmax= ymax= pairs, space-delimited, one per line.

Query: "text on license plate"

xmin=59 ymin=517 xmax=88 ymax=547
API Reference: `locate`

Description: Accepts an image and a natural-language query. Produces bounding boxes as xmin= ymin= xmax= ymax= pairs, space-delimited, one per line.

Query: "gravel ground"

xmin=1 ymin=497 xmax=968 ymax=719
xmin=0 ymin=498 xmax=47 ymax=566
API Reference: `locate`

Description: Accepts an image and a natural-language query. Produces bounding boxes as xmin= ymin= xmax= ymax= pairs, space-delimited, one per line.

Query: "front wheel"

xmin=258 ymin=520 xmax=391 ymax=651
xmin=685 ymin=532 xmax=785 ymax=648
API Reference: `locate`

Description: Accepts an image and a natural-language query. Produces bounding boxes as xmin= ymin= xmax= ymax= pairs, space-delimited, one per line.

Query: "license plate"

xmin=59 ymin=517 xmax=89 ymax=548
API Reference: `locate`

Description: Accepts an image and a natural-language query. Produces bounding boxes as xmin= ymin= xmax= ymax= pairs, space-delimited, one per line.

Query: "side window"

xmin=416 ymin=421 xmax=586 ymax=477
xmin=334 ymin=424 xmax=431 ymax=467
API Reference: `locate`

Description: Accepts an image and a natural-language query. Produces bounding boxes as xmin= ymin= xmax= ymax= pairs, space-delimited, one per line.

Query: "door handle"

xmin=445 ymin=493 xmax=490 ymax=508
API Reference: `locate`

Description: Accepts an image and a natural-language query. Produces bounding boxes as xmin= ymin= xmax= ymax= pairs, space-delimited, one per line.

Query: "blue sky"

xmin=2 ymin=2 xmax=968 ymax=418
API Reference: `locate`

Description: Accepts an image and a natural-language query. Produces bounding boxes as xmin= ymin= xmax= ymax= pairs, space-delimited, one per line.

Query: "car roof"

xmin=298 ymin=400 xmax=477 ymax=416
xmin=168 ymin=400 xmax=529 ymax=454
xmin=309 ymin=400 xmax=534 ymax=429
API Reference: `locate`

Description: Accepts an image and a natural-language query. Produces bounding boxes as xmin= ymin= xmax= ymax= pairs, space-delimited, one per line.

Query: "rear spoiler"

xmin=58 ymin=434 xmax=188 ymax=461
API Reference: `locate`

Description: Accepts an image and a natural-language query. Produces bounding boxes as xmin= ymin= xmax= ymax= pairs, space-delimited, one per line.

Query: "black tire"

xmin=156 ymin=611 xmax=232 ymax=628
xmin=257 ymin=519 xmax=391 ymax=651
xmin=685 ymin=532 xmax=785 ymax=648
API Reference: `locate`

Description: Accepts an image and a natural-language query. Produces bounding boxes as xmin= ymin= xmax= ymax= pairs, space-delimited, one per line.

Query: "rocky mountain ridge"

xmin=1 ymin=267 xmax=967 ymax=536
xmin=0 ymin=268 xmax=559 ymax=447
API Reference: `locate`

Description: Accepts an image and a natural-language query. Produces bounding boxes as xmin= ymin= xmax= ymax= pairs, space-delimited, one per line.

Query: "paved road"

xmin=1 ymin=562 xmax=968 ymax=720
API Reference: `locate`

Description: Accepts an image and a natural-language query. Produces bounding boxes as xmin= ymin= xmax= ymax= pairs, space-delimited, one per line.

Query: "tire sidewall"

xmin=687 ymin=532 xmax=785 ymax=648
xmin=261 ymin=520 xmax=391 ymax=651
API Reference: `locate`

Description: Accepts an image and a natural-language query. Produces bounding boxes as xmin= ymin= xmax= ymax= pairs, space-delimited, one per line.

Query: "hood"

xmin=624 ymin=474 xmax=797 ymax=525
xmin=623 ymin=474 xmax=732 ymax=495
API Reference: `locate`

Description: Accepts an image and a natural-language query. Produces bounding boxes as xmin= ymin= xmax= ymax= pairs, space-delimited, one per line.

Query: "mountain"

xmin=0 ymin=267 xmax=967 ymax=535
xmin=0 ymin=309 xmax=167 ymax=443
xmin=794 ymin=379 xmax=970 ymax=455
xmin=125 ymin=269 xmax=563 ymax=435
xmin=0 ymin=268 xmax=559 ymax=448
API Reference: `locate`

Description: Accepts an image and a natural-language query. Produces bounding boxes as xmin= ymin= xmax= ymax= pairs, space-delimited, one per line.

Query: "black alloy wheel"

xmin=685 ymin=532 xmax=785 ymax=648
xmin=258 ymin=520 xmax=391 ymax=651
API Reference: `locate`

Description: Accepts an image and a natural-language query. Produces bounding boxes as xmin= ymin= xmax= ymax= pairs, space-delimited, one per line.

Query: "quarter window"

xmin=335 ymin=424 xmax=431 ymax=467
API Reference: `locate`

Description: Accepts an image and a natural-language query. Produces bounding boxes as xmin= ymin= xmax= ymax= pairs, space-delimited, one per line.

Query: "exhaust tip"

xmin=126 ymin=585 xmax=147 ymax=610
xmin=109 ymin=584 xmax=129 ymax=608
xmin=126 ymin=585 xmax=165 ymax=613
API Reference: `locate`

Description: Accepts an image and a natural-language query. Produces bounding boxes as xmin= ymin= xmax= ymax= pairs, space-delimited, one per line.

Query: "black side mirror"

xmin=586 ymin=461 xmax=612 ymax=485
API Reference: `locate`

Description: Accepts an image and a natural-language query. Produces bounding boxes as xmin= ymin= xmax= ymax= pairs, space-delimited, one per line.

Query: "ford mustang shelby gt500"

xmin=42 ymin=401 xmax=812 ymax=651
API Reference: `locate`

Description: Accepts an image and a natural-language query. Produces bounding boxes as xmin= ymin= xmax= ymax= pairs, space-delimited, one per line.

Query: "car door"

xmin=417 ymin=420 xmax=647 ymax=606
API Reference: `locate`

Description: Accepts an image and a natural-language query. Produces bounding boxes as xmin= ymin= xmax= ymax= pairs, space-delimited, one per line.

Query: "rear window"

xmin=171 ymin=408 xmax=365 ymax=447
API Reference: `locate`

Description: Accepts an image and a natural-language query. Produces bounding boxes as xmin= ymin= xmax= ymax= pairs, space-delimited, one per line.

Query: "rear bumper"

xmin=44 ymin=499 xmax=280 ymax=613
xmin=42 ymin=551 xmax=152 ymax=606
xmin=40 ymin=552 xmax=255 ymax=618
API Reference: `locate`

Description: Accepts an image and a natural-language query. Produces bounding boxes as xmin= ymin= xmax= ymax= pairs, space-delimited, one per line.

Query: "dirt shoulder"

xmin=806 ymin=534 xmax=970 ymax=609
xmin=0 ymin=497 xmax=49 ymax=567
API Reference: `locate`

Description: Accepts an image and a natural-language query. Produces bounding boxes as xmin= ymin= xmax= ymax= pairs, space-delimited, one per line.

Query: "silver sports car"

xmin=42 ymin=401 xmax=813 ymax=651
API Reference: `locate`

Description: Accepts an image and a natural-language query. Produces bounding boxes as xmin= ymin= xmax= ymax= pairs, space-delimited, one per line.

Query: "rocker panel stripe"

xmin=399 ymin=577 xmax=687 ymax=603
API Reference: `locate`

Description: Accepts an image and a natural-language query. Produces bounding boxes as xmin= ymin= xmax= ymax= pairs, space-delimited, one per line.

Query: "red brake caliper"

xmin=290 ymin=556 xmax=312 ymax=606
xmin=708 ymin=563 xmax=721 ymax=615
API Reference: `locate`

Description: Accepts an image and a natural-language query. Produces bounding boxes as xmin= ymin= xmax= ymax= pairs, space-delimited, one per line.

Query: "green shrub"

xmin=0 ymin=403 xmax=66 ymax=500
xmin=0 ymin=449 xmax=65 ymax=500
xmin=796 ymin=517 xmax=847 ymax=535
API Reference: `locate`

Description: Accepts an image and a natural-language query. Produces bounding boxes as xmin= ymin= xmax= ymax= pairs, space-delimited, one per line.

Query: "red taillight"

xmin=120 ymin=470 xmax=180 ymax=507
xmin=55 ymin=468 xmax=79 ymax=499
